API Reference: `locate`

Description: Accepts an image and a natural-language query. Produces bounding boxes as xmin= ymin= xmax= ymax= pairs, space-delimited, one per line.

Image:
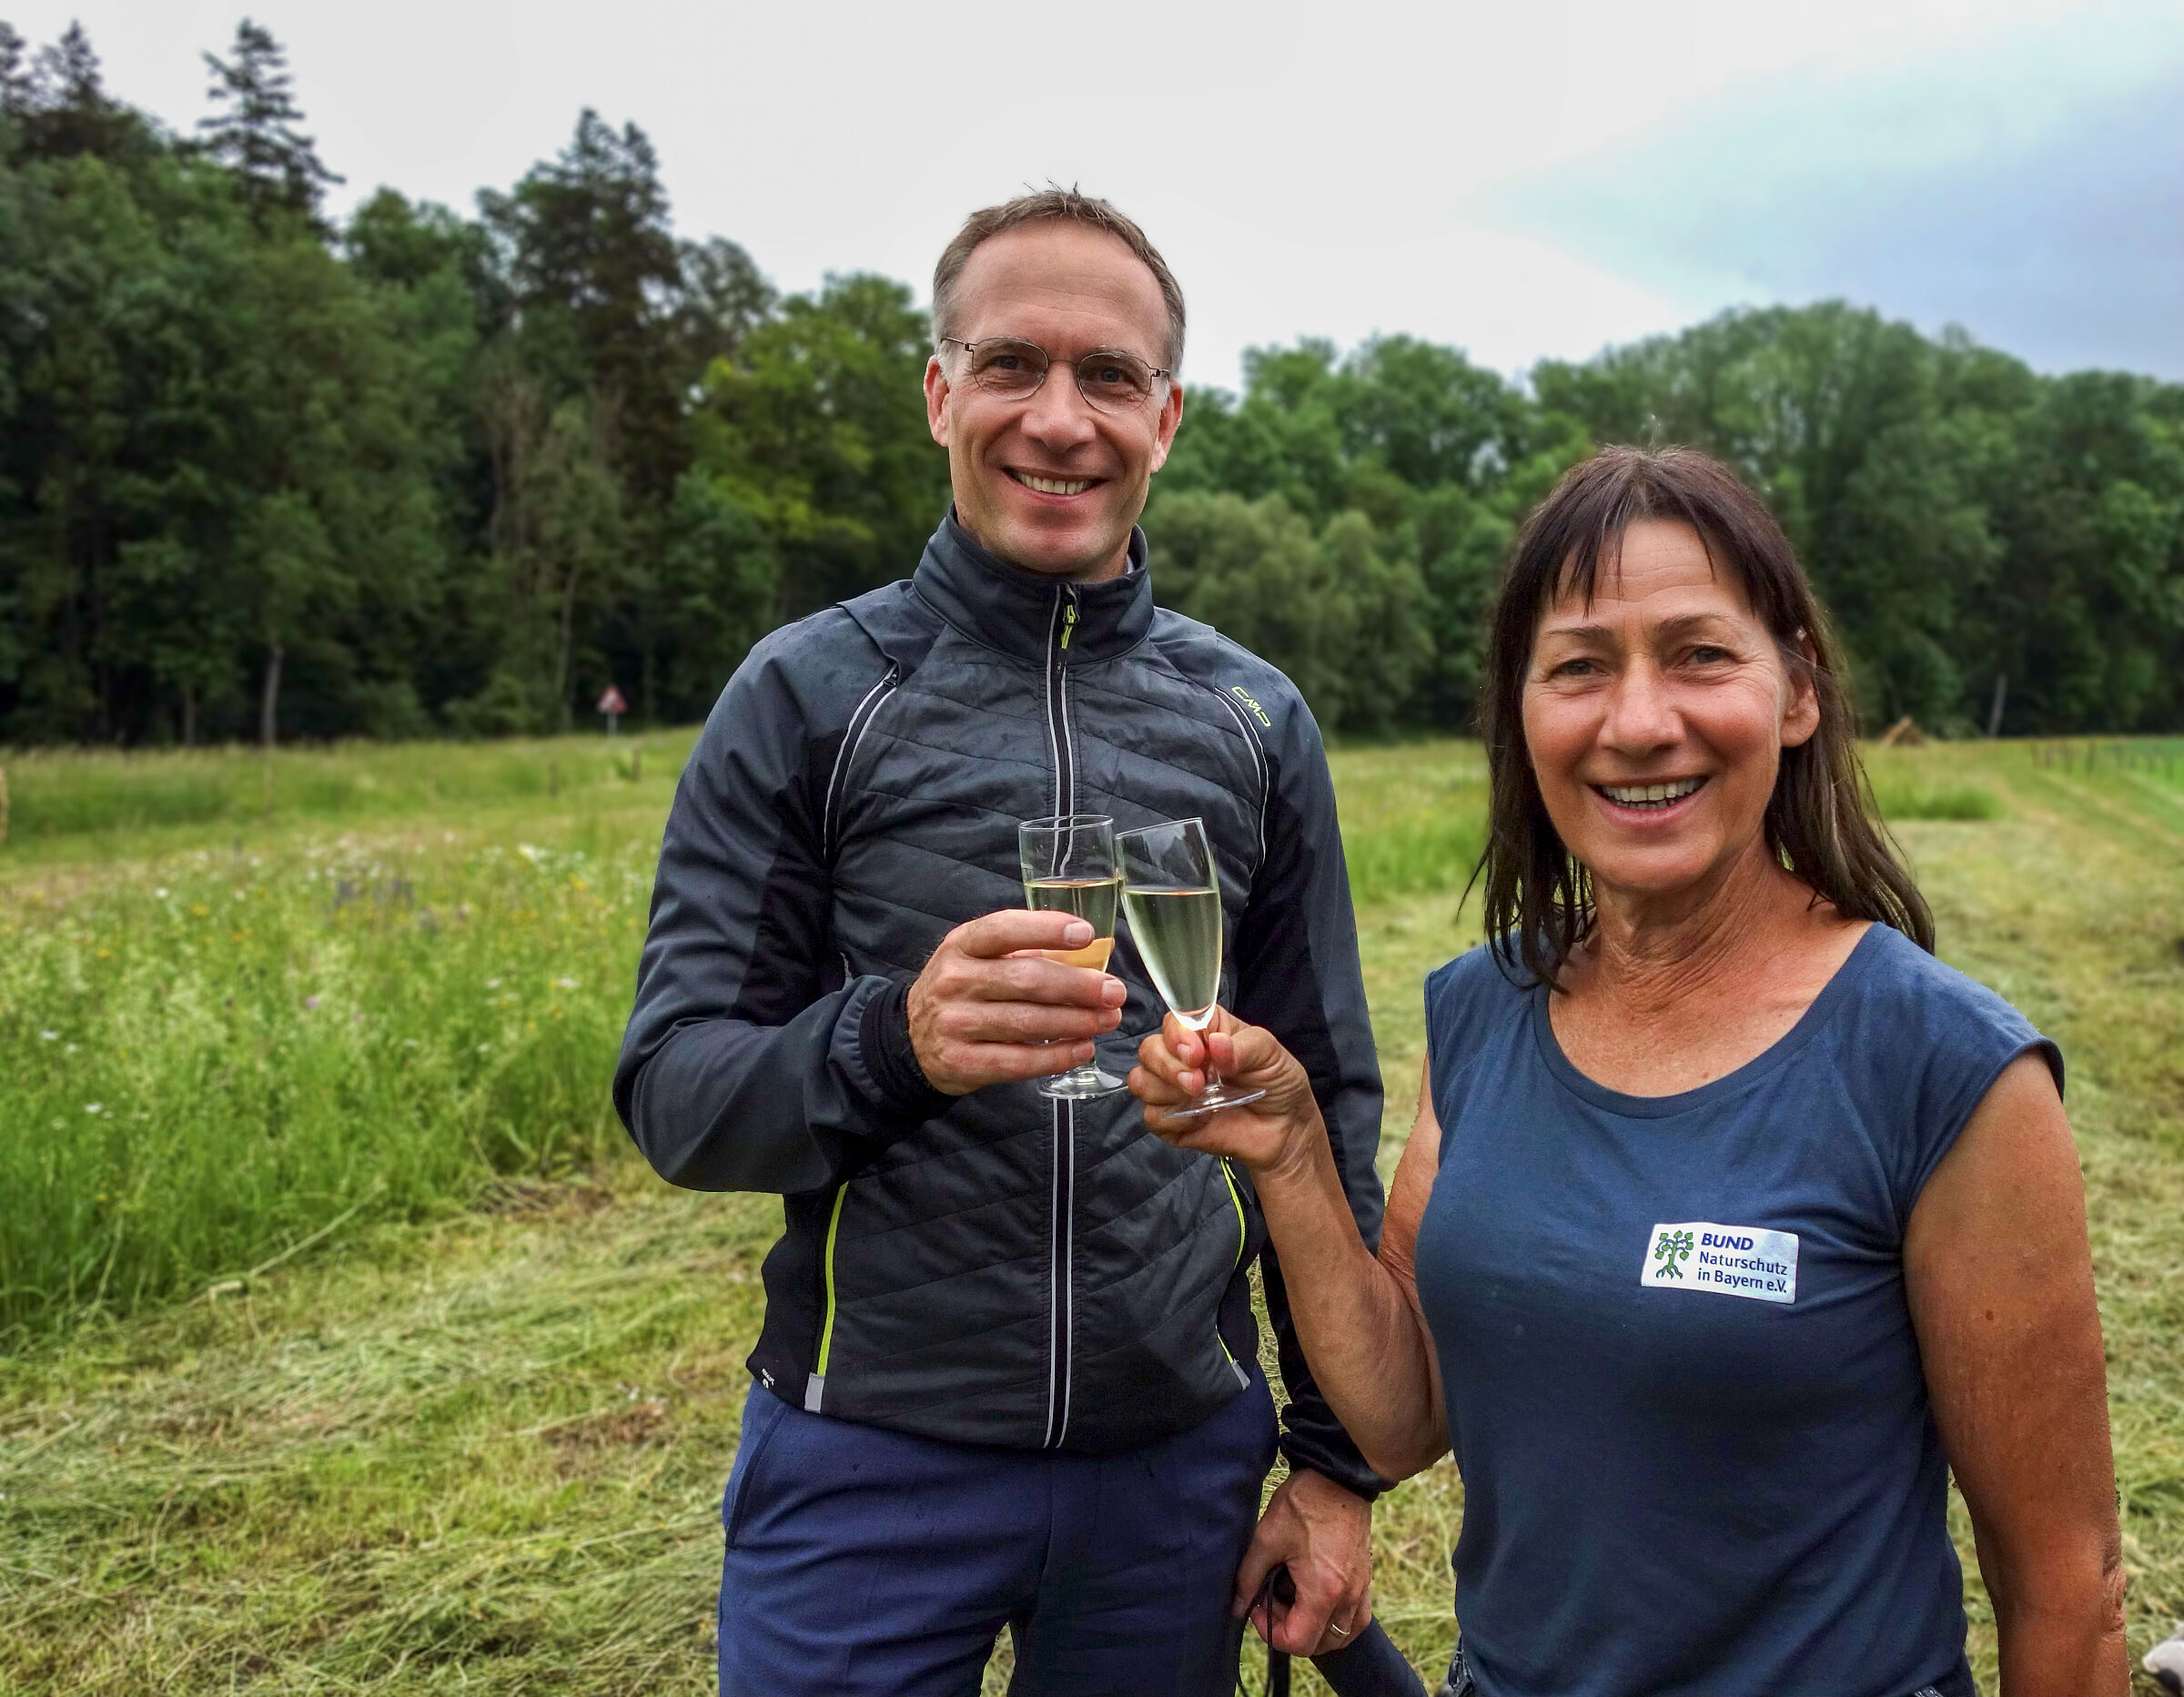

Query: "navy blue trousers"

xmin=718 ymin=1371 xmax=1279 ymax=1697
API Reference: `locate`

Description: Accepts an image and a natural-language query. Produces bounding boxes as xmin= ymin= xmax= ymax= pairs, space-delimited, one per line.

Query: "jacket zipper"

xmin=824 ymin=665 xmax=901 ymax=859
xmin=1042 ymin=586 xmax=1080 ymax=1447
xmin=1043 ymin=588 xmax=1077 ymax=820
xmin=1203 ymin=682 xmax=1269 ymax=873
xmin=1044 ymin=1097 xmax=1077 ymax=1446
xmin=806 ymin=1182 xmax=850 ymax=1411
xmin=805 ymin=662 xmax=904 ymax=1412
xmin=1215 ymin=1157 xmax=1251 ymax=1389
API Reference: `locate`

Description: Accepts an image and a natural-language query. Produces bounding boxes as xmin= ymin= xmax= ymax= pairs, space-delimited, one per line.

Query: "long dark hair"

xmin=1477 ymin=445 xmax=1933 ymax=988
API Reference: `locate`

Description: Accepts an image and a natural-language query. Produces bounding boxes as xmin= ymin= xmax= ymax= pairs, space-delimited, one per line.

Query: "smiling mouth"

xmin=1008 ymin=470 xmax=1099 ymax=496
xmin=1595 ymin=776 xmax=1707 ymax=810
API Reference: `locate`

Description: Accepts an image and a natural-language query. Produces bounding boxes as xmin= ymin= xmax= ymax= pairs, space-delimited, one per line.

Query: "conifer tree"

xmin=15 ymin=22 xmax=141 ymax=158
xmin=34 ymin=20 xmax=102 ymax=106
xmin=198 ymin=19 xmax=340 ymax=225
xmin=0 ymin=24 xmax=33 ymax=119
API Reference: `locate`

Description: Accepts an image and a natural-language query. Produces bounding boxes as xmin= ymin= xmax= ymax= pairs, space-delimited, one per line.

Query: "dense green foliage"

xmin=2 ymin=23 xmax=2179 ymax=747
xmin=1533 ymin=313 xmax=2184 ymax=735
xmin=0 ymin=21 xmax=941 ymax=747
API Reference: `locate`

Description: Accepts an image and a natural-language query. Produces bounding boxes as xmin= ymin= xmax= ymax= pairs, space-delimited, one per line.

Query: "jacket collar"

xmin=913 ymin=510 xmax=1154 ymax=667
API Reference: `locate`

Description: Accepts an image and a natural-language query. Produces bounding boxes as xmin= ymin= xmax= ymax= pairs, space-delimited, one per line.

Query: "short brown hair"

xmin=1476 ymin=445 xmax=1934 ymax=987
xmin=932 ymin=188 xmax=1186 ymax=369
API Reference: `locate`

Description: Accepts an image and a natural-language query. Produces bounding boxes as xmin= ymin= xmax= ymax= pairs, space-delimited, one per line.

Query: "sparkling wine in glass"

xmin=1116 ymin=817 xmax=1266 ymax=1116
xmin=1019 ymin=813 xmax=1127 ymax=1100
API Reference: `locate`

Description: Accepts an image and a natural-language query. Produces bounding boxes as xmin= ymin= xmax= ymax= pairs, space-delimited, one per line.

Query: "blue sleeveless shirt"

xmin=1412 ymin=924 xmax=2059 ymax=1697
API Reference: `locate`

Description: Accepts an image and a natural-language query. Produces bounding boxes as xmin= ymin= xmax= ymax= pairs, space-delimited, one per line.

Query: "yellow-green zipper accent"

xmin=1219 ymin=1158 xmax=1248 ymax=1268
xmin=1216 ymin=1159 xmax=1250 ymax=1384
xmin=1060 ymin=601 xmax=1077 ymax=649
xmin=806 ymin=1184 xmax=849 ymax=1411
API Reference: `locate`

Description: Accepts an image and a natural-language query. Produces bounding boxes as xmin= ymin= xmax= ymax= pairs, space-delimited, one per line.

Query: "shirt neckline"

xmin=1527 ymin=922 xmax=1885 ymax=1119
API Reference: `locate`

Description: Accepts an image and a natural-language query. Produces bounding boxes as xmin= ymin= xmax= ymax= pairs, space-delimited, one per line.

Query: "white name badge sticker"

xmin=1642 ymin=1221 xmax=1798 ymax=1304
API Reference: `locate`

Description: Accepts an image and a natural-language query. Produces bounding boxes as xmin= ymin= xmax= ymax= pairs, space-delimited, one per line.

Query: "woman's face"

xmin=1521 ymin=519 xmax=1819 ymax=910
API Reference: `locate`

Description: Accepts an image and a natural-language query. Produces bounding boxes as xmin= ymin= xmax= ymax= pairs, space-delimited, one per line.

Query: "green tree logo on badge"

xmin=1653 ymin=1229 xmax=1694 ymax=1279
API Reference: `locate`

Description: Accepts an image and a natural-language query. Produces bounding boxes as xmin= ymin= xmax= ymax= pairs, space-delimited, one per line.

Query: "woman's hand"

xmin=1129 ymin=1008 xmax=1324 ymax=1180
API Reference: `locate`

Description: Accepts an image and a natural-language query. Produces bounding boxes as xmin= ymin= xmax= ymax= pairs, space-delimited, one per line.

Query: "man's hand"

xmin=1232 ymin=1468 xmax=1372 ymax=1657
xmin=907 ymin=910 xmax=1127 ymax=1096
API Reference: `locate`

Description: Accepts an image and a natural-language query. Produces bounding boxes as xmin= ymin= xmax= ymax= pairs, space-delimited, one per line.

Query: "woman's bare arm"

xmin=1134 ymin=1022 xmax=1449 ymax=1480
xmin=1906 ymin=1054 xmax=2127 ymax=1697
xmin=1372 ymin=1060 xmax=1451 ymax=1474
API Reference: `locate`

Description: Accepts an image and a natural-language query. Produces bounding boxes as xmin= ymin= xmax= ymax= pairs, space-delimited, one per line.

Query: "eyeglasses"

xmin=937 ymin=337 xmax=1173 ymax=415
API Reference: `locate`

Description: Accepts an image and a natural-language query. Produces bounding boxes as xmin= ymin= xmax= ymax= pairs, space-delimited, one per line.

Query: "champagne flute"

xmin=1116 ymin=817 xmax=1266 ymax=1116
xmin=1018 ymin=813 xmax=1127 ymax=1100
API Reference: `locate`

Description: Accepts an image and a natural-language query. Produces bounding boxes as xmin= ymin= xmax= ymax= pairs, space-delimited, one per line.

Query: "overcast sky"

xmin=12 ymin=0 xmax=2182 ymax=387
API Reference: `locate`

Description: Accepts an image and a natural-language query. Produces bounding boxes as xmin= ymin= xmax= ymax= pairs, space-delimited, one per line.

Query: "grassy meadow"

xmin=2 ymin=732 xmax=2182 ymax=1693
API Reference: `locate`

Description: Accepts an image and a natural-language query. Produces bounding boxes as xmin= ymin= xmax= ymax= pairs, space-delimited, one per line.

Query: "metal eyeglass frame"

xmin=936 ymin=337 xmax=1174 ymax=413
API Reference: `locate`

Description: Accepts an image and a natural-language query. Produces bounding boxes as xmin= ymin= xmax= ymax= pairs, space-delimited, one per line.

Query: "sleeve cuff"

xmin=857 ymin=977 xmax=952 ymax=1119
xmin=1279 ymin=1434 xmax=1390 ymax=1502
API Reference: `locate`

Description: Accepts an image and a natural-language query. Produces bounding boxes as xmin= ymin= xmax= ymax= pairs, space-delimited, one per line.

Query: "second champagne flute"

xmin=1018 ymin=813 xmax=1127 ymax=1100
xmin=1116 ymin=817 xmax=1267 ymax=1116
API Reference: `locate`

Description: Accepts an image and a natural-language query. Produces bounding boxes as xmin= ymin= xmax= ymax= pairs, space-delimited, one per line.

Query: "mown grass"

xmin=0 ymin=1167 xmax=769 ymax=1695
xmin=3 ymin=734 xmax=2182 ymax=1694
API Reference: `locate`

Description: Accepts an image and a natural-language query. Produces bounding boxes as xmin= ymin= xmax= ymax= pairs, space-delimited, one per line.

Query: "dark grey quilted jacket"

xmin=614 ymin=515 xmax=1386 ymax=1490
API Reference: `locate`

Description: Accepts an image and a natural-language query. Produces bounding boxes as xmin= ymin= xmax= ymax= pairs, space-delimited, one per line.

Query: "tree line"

xmin=3 ymin=20 xmax=2179 ymax=748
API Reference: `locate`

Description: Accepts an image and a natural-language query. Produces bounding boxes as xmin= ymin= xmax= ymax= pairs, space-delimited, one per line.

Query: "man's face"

xmin=925 ymin=221 xmax=1184 ymax=581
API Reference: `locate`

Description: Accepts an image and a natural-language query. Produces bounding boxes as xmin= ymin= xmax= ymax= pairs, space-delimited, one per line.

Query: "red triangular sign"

xmin=596 ymin=685 xmax=628 ymax=715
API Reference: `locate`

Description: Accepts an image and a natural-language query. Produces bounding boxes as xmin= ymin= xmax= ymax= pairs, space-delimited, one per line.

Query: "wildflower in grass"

xmin=84 ymin=1103 xmax=103 ymax=1116
xmin=39 ymin=1030 xmax=57 ymax=1041
xmin=304 ymin=996 xmax=320 ymax=1010
xmin=554 ymin=976 xmax=579 ymax=990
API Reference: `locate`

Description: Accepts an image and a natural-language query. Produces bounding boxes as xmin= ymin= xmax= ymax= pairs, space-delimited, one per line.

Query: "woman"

xmin=1132 ymin=448 xmax=2126 ymax=1697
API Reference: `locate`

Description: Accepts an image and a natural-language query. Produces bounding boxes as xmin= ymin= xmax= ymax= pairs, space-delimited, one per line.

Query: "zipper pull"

xmin=1060 ymin=599 xmax=1078 ymax=651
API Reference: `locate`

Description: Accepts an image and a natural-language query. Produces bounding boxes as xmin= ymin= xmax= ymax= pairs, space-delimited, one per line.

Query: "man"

xmin=615 ymin=189 xmax=1387 ymax=1697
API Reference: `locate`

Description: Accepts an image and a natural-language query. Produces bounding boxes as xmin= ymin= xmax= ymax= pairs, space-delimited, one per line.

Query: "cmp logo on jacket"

xmin=1228 ymin=684 xmax=1272 ymax=728
xmin=1642 ymin=1222 xmax=1799 ymax=1304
